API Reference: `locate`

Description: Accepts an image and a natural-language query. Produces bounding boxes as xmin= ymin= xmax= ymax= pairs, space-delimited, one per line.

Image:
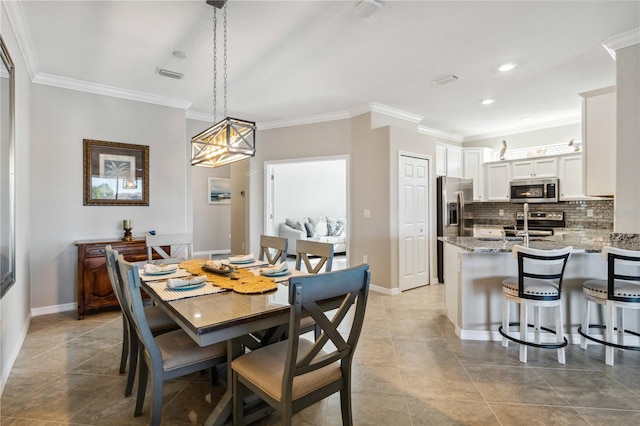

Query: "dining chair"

xmin=578 ymin=246 xmax=640 ymax=366
xmin=258 ymin=235 xmax=288 ymax=265
xmin=231 ymin=264 xmax=371 ymax=426
xmin=146 ymin=233 xmax=193 ymax=265
xmin=498 ymin=245 xmax=572 ymax=364
xmin=294 ymin=239 xmax=334 ymax=274
xmin=104 ymin=245 xmax=178 ymax=397
xmin=117 ymin=254 xmax=227 ymax=426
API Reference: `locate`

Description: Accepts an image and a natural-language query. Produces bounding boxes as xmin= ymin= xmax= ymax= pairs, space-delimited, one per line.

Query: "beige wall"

xmin=1 ymin=5 xmax=32 ymax=390
xmin=614 ymin=43 xmax=640 ymax=233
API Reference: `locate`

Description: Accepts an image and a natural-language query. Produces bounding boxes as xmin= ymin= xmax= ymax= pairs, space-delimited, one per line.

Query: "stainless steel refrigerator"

xmin=436 ymin=176 xmax=474 ymax=283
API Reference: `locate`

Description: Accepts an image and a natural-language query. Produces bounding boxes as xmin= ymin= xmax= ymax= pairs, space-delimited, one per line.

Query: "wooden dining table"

xmin=140 ymin=265 xmax=307 ymax=426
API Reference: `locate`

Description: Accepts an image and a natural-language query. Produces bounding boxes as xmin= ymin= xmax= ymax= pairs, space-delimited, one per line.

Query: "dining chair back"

xmin=146 ymin=233 xmax=193 ymax=264
xmin=231 ymin=264 xmax=371 ymax=425
xmin=294 ymin=239 xmax=334 ymax=274
xmin=579 ymin=246 xmax=640 ymax=365
xmin=498 ymin=245 xmax=572 ymax=364
xmin=117 ymin=255 xmax=227 ymax=426
xmin=105 ymin=245 xmax=177 ymax=398
xmin=259 ymin=235 xmax=288 ymax=265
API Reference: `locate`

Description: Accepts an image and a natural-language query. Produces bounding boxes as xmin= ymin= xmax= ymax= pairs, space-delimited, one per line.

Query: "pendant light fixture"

xmin=191 ymin=0 xmax=256 ymax=168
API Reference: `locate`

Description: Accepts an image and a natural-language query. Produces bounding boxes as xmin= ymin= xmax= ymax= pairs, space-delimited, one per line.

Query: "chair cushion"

xmin=146 ymin=306 xmax=178 ymax=333
xmin=156 ymin=330 xmax=226 ymax=372
xmin=231 ymin=338 xmax=342 ymax=402
xmin=502 ymin=277 xmax=559 ymax=298
xmin=583 ymin=279 xmax=640 ymax=299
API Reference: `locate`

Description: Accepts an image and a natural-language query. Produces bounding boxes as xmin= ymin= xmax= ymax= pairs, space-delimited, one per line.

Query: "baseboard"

xmin=31 ymin=302 xmax=76 ymax=317
xmin=370 ymin=284 xmax=401 ymax=296
xmin=1 ymin=312 xmax=32 ymax=395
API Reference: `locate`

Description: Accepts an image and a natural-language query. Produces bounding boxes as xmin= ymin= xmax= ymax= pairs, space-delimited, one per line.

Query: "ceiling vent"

xmin=158 ymin=68 xmax=184 ymax=80
xmin=432 ymin=74 xmax=461 ymax=86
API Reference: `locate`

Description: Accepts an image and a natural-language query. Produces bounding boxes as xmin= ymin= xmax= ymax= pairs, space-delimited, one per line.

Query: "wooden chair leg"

xmin=150 ymin=369 xmax=163 ymax=426
xmin=580 ymin=298 xmax=590 ymax=349
xmin=519 ymin=302 xmax=528 ymax=363
xmin=232 ymin=372 xmax=244 ymax=426
xmin=119 ymin=314 xmax=129 ymax=374
xmin=125 ymin=336 xmax=138 ymax=397
xmin=135 ymin=354 xmax=148 ymax=417
xmin=340 ymin=374 xmax=354 ymax=426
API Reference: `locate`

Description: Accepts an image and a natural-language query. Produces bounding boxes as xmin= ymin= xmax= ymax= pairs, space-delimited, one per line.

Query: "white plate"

xmin=143 ymin=269 xmax=176 ymax=276
xmin=166 ymin=282 xmax=206 ymax=291
xmin=262 ymin=269 xmax=290 ymax=277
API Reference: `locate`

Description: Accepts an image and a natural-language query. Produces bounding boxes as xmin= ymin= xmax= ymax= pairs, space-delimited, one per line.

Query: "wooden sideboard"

xmin=75 ymin=238 xmax=150 ymax=319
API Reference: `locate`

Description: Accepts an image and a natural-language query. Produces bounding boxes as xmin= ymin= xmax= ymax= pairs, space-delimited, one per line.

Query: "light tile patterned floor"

xmin=2 ymin=284 xmax=640 ymax=425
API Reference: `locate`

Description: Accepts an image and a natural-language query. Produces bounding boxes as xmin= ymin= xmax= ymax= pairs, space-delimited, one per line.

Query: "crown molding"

xmin=418 ymin=125 xmax=464 ymax=143
xmin=257 ymin=110 xmax=352 ymax=130
xmin=368 ymin=102 xmax=423 ymax=123
xmin=33 ymin=73 xmax=192 ymax=110
xmin=186 ymin=110 xmax=214 ymax=122
xmin=463 ymin=115 xmax=581 ymax=142
xmin=603 ymin=27 xmax=640 ymax=60
xmin=3 ymin=0 xmax=40 ymax=80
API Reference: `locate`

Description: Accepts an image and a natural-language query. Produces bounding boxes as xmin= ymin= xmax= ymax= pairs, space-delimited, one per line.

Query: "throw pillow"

xmin=334 ymin=219 xmax=345 ymax=236
xmin=294 ymin=221 xmax=306 ymax=233
xmin=285 ymin=218 xmax=298 ymax=229
xmin=304 ymin=222 xmax=316 ymax=238
xmin=326 ymin=216 xmax=338 ymax=236
xmin=315 ymin=218 xmax=328 ymax=236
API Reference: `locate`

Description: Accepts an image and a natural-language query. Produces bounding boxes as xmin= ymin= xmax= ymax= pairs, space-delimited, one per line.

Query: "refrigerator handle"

xmin=458 ymin=191 xmax=464 ymax=235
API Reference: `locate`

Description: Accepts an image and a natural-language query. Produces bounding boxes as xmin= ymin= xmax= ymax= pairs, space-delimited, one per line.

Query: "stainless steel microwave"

xmin=510 ymin=178 xmax=559 ymax=203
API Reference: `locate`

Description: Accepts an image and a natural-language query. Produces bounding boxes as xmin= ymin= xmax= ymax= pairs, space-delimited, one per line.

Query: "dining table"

xmin=140 ymin=259 xmax=308 ymax=426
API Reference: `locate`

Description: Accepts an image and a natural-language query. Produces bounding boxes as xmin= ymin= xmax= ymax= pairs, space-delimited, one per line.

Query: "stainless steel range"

xmin=503 ymin=211 xmax=565 ymax=237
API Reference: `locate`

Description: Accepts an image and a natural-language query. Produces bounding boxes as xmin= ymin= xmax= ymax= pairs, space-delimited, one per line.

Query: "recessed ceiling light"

xmin=498 ymin=63 xmax=517 ymax=72
xmin=481 ymin=99 xmax=495 ymax=105
xmin=172 ymin=50 xmax=187 ymax=59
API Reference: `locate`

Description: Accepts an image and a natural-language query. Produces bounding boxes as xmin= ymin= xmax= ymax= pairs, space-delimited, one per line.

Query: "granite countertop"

xmin=439 ymin=229 xmax=640 ymax=253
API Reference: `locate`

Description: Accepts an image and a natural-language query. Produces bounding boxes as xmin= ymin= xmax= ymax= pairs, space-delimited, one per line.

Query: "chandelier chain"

xmin=223 ymin=2 xmax=228 ymax=117
xmin=212 ymin=7 xmax=217 ymax=123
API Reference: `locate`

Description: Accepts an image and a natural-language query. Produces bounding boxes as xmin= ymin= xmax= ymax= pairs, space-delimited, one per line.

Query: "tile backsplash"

xmin=473 ymin=199 xmax=614 ymax=230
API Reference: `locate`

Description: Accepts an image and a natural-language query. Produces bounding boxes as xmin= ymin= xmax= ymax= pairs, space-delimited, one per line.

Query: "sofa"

xmin=278 ymin=216 xmax=346 ymax=256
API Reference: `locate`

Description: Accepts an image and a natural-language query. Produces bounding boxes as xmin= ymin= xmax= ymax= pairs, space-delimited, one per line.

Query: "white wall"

xmin=187 ymin=119 xmax=231 ymax=254
xmin=464 ymin=123 xmax=581 ymax=151
xmin=29 ymin=84 xmax=189 ymax=311
xmin=271 ymin=159 xmax=347 ymax=231
xmin=1 ymin=2 xmax=32 ymax=391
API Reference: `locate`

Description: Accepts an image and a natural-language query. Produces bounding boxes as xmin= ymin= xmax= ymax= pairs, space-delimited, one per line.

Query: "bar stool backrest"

xmin=512 ymin=245 xmax=572 ymax=301
xmin=602 ymin=246 xmax=640 ymax=303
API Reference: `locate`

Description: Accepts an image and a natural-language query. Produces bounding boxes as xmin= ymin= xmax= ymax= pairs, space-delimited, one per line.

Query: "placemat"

xmin=145 ymin=280 xmax=227 ymax=302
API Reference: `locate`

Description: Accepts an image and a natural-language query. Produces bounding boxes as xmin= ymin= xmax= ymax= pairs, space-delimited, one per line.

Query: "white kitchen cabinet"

xmin=580 ymin=86 xmax=616 ymax=197
xmin=484 ymin=162 xmax=511 ymax=202
xmin=463 ymin=148 xmax=491 ymax=201
xmin=558 ymin=154 xmax=585 ymax=200
xmin=436 ymin=145 xmax=447 ymax=176
xmin=511 ymin=157 xmax=558 ymax=180
xmin=436 ymin=144 xmax=463 ymax=178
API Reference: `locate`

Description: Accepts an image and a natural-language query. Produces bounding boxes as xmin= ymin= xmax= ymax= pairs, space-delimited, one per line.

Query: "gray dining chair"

xmin=231 ymin=264 xmax=370 ymax=425
xmin=294 ymin=239 xmax=334 ymax=274
xmin=117 ymin=254 xmax=227 ymax=426
xmin=258 ymin=235 xmax=288 ymax=265
xmin=104 ymin=246 xmax=178 ymax=397
xmin=146 ymin=233 xmax=193 ymax=264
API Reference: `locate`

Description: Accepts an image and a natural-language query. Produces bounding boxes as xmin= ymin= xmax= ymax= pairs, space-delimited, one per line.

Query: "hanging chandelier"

xmin=191 ymin=0 xmax=256 ymax=168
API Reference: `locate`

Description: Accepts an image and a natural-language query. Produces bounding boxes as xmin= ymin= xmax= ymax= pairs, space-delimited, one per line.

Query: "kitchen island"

xmin=439 ymin=230 xmax=639 ymax=342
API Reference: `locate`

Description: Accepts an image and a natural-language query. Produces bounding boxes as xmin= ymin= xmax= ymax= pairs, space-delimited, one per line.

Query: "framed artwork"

xmin=83 ymin=139 xmax=149 ymax=206
xmin=208 ymin=177 xmax=231 ymax=204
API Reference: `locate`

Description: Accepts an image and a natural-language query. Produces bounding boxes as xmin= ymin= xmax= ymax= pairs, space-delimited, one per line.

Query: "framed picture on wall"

xmin=83 ymin=139 xmax=149 ymax=206
xmin=208 ymin=177 xmax=231 ymax=204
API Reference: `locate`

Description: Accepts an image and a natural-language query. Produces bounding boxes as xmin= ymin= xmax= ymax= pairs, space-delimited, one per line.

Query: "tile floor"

xmin=2 ymin=284 xmax=640 ymax=425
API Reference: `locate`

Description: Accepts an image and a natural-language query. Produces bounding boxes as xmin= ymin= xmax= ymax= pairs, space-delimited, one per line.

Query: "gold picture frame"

xmin=83 ymin=139 xmax=149 ymax=206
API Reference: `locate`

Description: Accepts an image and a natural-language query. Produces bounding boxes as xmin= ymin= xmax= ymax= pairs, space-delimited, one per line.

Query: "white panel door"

xmin=399 ymin=155 xmax=429 ymax=291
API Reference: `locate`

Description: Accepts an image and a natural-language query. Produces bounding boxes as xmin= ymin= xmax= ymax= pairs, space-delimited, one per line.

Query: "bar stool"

xmin=499 ymin=245 xmax=572 ymax=363
xmin=578 ymin=246 xmax=640 ymax=366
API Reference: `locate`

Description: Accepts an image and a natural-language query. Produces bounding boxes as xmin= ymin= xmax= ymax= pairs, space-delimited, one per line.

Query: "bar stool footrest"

xmin=499 ymin=322 xmax=568 ymax=349
xmin=578 ymin=324 xmax=640 ymax=351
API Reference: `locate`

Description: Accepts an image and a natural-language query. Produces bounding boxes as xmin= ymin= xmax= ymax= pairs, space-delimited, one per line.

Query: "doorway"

xmin=264 ymin=156 xmax=349 ymax=265
xmin=399 ymin=154 xmax=430 ymax=291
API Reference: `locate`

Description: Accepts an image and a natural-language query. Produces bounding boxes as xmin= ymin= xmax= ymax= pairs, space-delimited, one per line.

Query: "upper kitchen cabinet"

xmin=580 ymin=86 xmax=616 ymax=197
xmin=558 ymin=154 xmax=586 ymax=200
xmin=436 ymin=144 xmax=463 ymax=178
xmin=484 ymin=161 xmax=511 ymax=202
xmin=463 ymin=148 xmax=491 ymax=201
xmin=511 ymin=157 xmax=558 ymax=180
